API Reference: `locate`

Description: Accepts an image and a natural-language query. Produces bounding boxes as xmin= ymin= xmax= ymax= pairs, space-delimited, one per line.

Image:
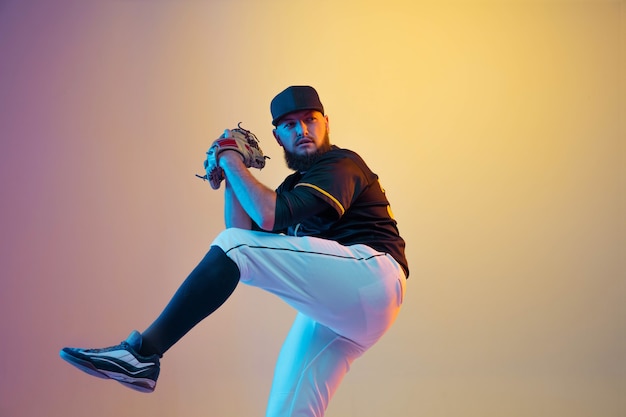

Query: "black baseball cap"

xmin=270 ymin=85 xmax=324 ymax=126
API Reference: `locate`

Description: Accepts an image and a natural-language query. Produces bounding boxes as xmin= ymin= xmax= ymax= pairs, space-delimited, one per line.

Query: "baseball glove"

xmin=196 ymin=123 xmax=268 ymax=189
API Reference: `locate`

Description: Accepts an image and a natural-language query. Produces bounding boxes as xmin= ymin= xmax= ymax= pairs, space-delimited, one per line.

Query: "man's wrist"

xmin=219 ymin=151 xmax=245 ymax=169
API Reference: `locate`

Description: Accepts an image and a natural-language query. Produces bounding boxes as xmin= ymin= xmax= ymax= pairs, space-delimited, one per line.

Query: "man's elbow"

xmin=255 ymin=211 xmax=275 ymax=231
xmin=254 ymin=195 xmax=276 ymax=231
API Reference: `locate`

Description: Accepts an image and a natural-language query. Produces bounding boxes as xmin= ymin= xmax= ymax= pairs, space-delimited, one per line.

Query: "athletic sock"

xmin=139 ymin=245 xmax=240 ymax=357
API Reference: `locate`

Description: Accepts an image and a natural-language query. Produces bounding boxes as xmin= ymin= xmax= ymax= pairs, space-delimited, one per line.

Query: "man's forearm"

xmin=219 ymin=152 xmax=276 ymax=230
xmin=223 ymin=180 xmax=252 ymax=229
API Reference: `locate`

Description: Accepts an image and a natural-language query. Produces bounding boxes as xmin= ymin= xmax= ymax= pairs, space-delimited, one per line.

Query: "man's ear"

xmin=273 ymin=129 xmax=283 ymax=147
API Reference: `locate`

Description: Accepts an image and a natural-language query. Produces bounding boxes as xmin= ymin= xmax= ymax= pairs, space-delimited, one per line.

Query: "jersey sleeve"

xmin=272 ymin=153 xmax=371 ymax=231
xmin=273 ymin=187 xmax=335 ymax=231
xmin=295 ymin=155 xmax=369 ymax=216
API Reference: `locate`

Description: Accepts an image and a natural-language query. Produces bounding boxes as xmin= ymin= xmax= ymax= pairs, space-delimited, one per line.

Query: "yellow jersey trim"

xmin=295 ymin=183 xmax=346 ymax=215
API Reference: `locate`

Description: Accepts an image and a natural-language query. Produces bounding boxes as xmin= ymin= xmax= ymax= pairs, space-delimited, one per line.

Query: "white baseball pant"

xmin=212 ymin=228 xmax=406 ymax=417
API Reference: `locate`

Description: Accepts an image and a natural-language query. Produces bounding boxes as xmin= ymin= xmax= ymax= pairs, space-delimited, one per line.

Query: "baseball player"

xmin=60 ymin=85 xmax=409 ymax=417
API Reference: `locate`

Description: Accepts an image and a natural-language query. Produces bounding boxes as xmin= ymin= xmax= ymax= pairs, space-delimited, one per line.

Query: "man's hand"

xmin=200 ymin=124 xmax=268 ymax=190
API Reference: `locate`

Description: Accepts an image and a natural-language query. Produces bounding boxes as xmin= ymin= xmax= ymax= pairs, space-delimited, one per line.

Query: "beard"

xmin=284 ymin=131 xmax=332 ymax=172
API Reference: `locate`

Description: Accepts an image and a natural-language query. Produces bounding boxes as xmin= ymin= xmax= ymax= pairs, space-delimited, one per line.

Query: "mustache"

xmin=295 ymin=136 xmax=314 ymax=145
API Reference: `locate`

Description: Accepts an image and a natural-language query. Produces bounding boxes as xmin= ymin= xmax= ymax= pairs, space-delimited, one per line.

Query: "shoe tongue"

xmin=125 ymin=330 xmax=143 ymax=351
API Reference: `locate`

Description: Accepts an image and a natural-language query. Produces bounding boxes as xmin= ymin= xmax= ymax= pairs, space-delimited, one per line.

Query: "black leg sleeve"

xmin=140 ymin=245 xmax=240 ymax=356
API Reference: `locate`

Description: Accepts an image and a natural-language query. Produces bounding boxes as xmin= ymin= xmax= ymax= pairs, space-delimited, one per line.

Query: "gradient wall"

xmin=0 ymin=1 xmax=623 ymax=416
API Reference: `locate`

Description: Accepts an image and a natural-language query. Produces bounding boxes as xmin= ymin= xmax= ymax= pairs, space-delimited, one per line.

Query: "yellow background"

xmin=0 ymin=1 xmax=623 ymax=416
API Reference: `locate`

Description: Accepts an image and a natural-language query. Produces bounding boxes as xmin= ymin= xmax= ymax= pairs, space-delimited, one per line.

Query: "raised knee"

xmin=212 ymin=228 xmax=264 ymax=253
xmin=212 ymin=228 xmax=243 ymax=251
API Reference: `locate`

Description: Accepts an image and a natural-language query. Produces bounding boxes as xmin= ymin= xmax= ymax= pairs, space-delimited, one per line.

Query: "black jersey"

xmin=272 ymin=146 xmax=409 ymax=277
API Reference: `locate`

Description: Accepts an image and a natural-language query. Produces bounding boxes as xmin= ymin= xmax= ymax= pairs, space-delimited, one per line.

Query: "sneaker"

xmin=59 ymin=330 xmax=160 ymax=393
